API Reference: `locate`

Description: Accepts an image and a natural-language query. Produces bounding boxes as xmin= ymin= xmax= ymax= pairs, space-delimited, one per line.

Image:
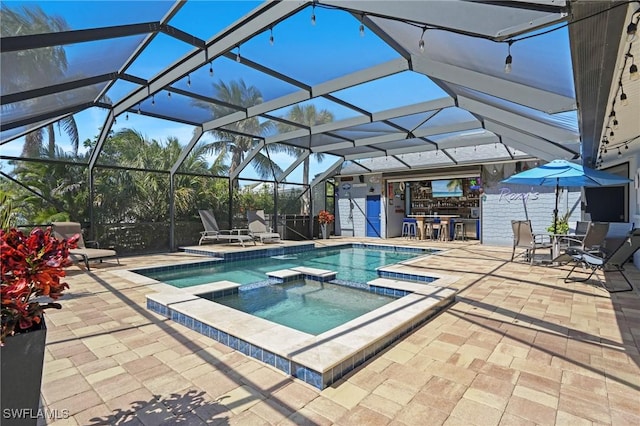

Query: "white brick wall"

xmin=336 ymin=175 xmax=384 ymax=238
xmin=481 ymin=184 xmax=581 ymax=246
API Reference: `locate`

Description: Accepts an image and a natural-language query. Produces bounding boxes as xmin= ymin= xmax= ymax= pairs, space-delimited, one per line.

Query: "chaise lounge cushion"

xmin=51 ymin=222 xmax=119 ymax=270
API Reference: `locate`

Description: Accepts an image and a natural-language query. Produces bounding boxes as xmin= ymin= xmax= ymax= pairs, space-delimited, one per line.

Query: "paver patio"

xmin=36 ymin=238 xmax=640 ymax=425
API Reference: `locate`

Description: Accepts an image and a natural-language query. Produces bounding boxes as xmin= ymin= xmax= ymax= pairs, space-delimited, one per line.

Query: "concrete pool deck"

xmin=37 ymin=237 xmax=640 ymax=425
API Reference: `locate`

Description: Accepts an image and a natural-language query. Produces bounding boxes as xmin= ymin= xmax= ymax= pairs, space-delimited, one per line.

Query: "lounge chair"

xmin=247 ymin=210 xmax=281 ymax=243
xmin=511 ymin=220 xmax=552 ymax=264
xmin=198 ymin=210 xmax=255 ymax=247
xmin=51 ymin=222 xmax=119 ymax=271
xmin=564 ymin=228 xmax=640 ymax=292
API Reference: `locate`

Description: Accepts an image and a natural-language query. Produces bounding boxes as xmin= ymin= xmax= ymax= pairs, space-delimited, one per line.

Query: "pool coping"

xmin=133 ymin=243 xmax=457 ymax=389
xmin=146 ymin=275 xmax=457 ymax=390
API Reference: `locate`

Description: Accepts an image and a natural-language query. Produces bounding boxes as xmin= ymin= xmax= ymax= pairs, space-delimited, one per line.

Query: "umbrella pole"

xmin=553 ymin=180 xmax=559 ymax=235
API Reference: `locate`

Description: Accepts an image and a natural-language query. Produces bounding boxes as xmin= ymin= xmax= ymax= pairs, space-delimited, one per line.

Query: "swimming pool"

xmin=143 ymin=246 xmax=423 ymax=288
xmin=215 ymin=280 xmax=396 ymax=335
xmin=143 ymin=243 xmax=457 ymax=389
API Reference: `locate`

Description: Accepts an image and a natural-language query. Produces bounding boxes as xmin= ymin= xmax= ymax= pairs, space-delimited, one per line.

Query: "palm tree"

xmin=1 ymin=4 xmax=80 ymax=157
xmin=194 ymin=79 xmax=283 ymax=187
xmin=446 ymin=179 xmax=463 ymax=194
xmin=277 ymin=104 xmax=335 ymax=214
xmin=8 ymin=145 xmax=89 ymax=224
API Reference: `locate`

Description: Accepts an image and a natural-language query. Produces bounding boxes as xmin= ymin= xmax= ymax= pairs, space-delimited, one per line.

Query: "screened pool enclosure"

xmin=1 ymin=1 xmax=638 ymax=254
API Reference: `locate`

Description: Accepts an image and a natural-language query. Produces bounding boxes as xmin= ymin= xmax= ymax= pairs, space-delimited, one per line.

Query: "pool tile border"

xmin=146 ymin=278 xmax=457 ymax=390
xmin=138 ymin=242 xmax=437 ymax=278
xmin=181 ymin=243 xmax=316 ymax=261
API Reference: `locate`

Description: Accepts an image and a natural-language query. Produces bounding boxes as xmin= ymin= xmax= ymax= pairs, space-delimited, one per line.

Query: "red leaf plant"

xmin=1 ymin=227 xmax=78 ymax=345
xmin=318 ymin=210 xmax=335 ymax=225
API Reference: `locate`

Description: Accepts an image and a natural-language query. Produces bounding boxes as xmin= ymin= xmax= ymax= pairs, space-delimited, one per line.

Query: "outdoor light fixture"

xmin=125 ymin=112 xmax=129 ymax=121
xmin=627 ymin=20 xmax=637 ymax=43
xmin=630 ymin=62 xmax=638 ymax=81
xmin=359 ymin=15 xmax=365 ymax=37
xmin=620 ymin=91 xmax=628 ymax=106
xmin=418 ymin=27 xmax=426 ymax=53
xmin=209 ymin=62 xmax=213 ymax=77
xmin=311 ymin=4 xmax=316 ymax=26
xmin=609 ymin=128 xmax=615 ymax=140
xmin=618 ymin=147 xmax=622 ymax=157
xmin=618 ymin=81 xmax=628 ymax=106
xmin=187 ymin=74 xmax=191 ymax=87
xmin=269 ymin=28 xmax=274 ymax=46
xmin=504 ymin=41 xmax=513 ymax=74
xmin=167 ymin=91 xmax=171 ymax=99
xmin=236 ymin=45 xmax=241 ymax=62
xmin=137 ymin=103 xmax=141 ymax=114
xmin=151 ymin=94 xmax=155 ymax=106
xmin=612 ymin=118 xmax=619 ymax=129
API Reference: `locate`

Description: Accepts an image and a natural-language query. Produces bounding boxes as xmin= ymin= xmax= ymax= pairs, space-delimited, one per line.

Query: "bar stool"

xmin=431 ymin=218 xmax=441 ymax=240
xmin=402 ymin=218 xmax=418 ymax=239
xmin=423 ymin=220 xmax=435 ymax=240
xmin=439 ymin=217 xmax=450 ymax=241
xmin=454 ymin=220 xmax=466 ymax=241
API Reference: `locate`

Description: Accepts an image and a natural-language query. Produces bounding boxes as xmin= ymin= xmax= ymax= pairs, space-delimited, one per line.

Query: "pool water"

xmin=146 ymin=247 xmax=421 ymax=288
xmin=215 ymin=281 xmax=396 ymax=335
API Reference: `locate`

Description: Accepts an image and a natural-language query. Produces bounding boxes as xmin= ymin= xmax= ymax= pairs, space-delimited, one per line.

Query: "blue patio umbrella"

xmin=501 ymin=159 xmax=632 ymax=233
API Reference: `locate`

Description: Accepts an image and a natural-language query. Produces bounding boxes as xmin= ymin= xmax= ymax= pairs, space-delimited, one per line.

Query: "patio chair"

xmin=511 ymin=220 xmax=552 ymax=265
xmin=564 ymin=228 xmax=640 ymax=292
xmin=575 ymin=220 xmax=591 ymax=236
xmin=51 ymin=222 xmax=119 ymax=271
xmin=247 ymin=210 xmax=281 ymax=243
xmin=198 ymin=210 xmax=255 ymax=247
xmin=553 ymin=221 xmax=609 ymax=264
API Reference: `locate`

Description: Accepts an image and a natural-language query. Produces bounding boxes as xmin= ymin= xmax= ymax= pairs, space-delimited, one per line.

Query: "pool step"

xmin=368 ymin=278 xmax=452 ymax=297
xmin=267 ymin=267 xmax=337 ymax=283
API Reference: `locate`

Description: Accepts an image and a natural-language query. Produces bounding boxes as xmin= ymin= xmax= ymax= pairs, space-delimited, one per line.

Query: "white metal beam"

xmin=247 ymin=90 xmax=311 ymax=117
xmin=230 ymin=140 xmax=265 ymax=181
xmin=324 ymin=0 xmax=567 ymax=40
xmin=351 ymin=120 xmax=481 ymax=147
xmin=310 ymin=159 xmax=344 ymax=188
xmin=202 ymin=111 xmax=247 ymax=132
xmin=371 ymin=97 xmax=454 ymax=122
xmin=458 ymin=96 xmax=579 ymax=142
xmin=312 ymin=141 xmax=355 ymax=153
xmin=277 ymin=151 xmax=309 ymax=183
xmin=312 ymin=58 xmax=409 ymax=97
xmin=114 ymin=1 xmax=308 ymax=115
xmin=413 ymin=56 xmax=576 ymax=114
xmin=485 ymin=120 xmax=577 ymax=160
xmin=170 ymin=127 xmax=204 ymax=175
xmin=344 ymin=151 xmax=387 ymax=161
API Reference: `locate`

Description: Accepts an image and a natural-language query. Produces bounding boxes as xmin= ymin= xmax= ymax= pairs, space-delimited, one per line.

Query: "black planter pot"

xmin=1 ymin=318 xmax=47 ymax=426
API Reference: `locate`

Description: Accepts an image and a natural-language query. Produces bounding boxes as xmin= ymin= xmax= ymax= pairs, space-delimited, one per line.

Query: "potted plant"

xmin=546 ymin=212 xmax=570 ymax=235
xmin=1 ymin=227 xmax=77 ymax=425
xmin=318 ymin=210 xmax=334 ymax=239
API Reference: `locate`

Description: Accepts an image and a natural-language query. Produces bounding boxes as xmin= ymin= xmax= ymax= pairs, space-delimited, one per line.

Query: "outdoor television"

xmin=431 ymin=179 xmax=463 ymax=198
